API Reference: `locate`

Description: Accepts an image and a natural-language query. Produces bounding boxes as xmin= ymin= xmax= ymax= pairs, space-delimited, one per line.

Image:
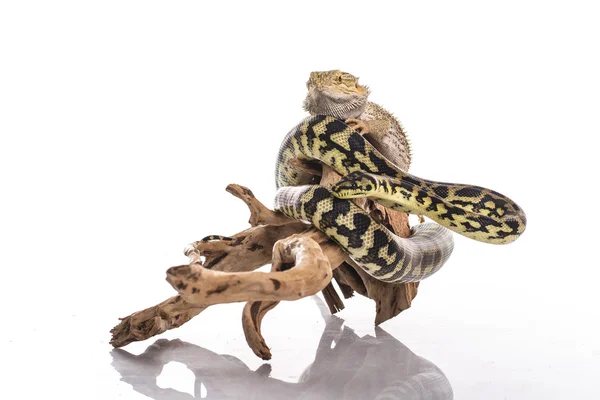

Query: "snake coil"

xmin=274 ymin=115 xmax=526 ymax=283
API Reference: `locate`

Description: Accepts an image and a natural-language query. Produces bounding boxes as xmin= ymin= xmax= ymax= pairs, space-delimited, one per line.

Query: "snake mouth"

xmin=331 ymin=171 xmax=380 ymax=199
xmin=332 ymin=188 xmax=371 ymax=199
xmin=331 ymin=181 xmax=377 ymax=199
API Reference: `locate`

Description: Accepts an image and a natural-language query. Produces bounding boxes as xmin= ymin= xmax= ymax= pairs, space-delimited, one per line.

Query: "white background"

xmin=1 ymin=1 xmax=599 ymax=399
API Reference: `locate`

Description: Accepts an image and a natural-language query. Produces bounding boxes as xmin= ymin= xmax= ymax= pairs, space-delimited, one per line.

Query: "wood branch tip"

xmin=225 ymin=183 xmax=254 ymax=198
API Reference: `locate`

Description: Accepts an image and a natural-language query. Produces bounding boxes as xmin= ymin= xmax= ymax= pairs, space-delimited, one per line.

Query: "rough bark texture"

xmin=168 ymin=235 xmax=335 ymax=305
xmin=110 ymin=296 xmax=207 ymax=349
xmin=111 ymin=146 xmax=420 ymax=359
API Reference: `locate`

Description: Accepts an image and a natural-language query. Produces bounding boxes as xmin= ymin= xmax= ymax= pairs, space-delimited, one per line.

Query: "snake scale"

xmin=274 ymin=115 xmax=527 ymax=283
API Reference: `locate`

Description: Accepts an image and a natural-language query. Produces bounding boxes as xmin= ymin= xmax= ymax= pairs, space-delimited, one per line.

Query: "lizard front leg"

xmin=345 ymin=118 xmax=391 ymax=141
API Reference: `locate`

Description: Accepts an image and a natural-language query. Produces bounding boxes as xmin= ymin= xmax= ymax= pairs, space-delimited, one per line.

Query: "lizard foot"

xmin=345 ymin=118 xmax=370 ymax=135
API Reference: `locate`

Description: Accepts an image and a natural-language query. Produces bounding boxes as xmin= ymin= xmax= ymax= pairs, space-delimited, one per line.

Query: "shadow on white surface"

xmin=111 ymin=314 xmax=453 ymax=400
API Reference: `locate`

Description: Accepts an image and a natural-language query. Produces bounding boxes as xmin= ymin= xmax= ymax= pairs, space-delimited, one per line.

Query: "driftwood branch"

xmin=289 ymin=157 xmax=322 ymax=176
xmin=239 ymin=232 xmax=349 ymax=359
xmin=225 ymin=183 xmax=293 ymax=227
xmin=111 ymin=135 xmax=422 ymax=357
xmin=111 ymin=183 xmax=347 ymax=349
xmin=110 ymin=296 xmax=206 ymax=348
xmin=167 ymin=235 xmax=334 ymax=305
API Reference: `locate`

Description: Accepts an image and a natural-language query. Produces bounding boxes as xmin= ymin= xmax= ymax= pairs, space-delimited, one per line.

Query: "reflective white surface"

xmin=111 ymin=306 xmax=453 ymax=400
xmin=2 ymin=1 xmax=600 ymax=399
xmin=6 ymin=262 xmax=599 ymax=399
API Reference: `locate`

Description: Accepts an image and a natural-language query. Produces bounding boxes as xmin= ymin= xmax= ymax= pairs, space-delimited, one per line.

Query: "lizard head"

xmin=303 ymin=70 xmax=370 ymax=120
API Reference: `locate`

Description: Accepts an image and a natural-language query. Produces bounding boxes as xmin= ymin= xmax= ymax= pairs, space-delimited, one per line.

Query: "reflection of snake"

xmin=275 ymin=115 xmax=527 ymax=283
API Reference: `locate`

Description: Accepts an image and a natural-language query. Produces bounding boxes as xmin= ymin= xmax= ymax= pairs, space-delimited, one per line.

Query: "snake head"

xmin=331 ymin=171 xmax=380 ymax=199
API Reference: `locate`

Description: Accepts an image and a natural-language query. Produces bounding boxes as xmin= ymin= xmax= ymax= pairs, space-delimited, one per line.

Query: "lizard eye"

xmin=337 ymin=76 xmax=343 ymax=83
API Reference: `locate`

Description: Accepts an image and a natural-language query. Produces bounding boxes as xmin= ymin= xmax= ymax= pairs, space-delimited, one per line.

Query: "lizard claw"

xmin=345 ymin=118 xmax=370 ymax=135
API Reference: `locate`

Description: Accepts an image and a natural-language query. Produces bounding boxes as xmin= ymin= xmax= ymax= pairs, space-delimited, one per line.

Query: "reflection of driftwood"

xmin=111 ymin=313 xmax=454 ymax=400
xmin=111 ymin=137 xmax=422 ymax=358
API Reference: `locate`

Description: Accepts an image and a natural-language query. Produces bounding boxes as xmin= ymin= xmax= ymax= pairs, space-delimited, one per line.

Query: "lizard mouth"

xmin=303 ymin=89 xmax=367 ymax=120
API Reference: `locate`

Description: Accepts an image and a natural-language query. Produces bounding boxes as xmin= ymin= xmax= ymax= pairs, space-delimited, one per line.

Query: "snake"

xmin=274 ymin=115 xmax=527 ymax=283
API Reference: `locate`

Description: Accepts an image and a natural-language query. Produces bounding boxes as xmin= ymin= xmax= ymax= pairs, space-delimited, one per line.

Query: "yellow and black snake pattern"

xmin=274 ymin=115 xmax=526 ymax=283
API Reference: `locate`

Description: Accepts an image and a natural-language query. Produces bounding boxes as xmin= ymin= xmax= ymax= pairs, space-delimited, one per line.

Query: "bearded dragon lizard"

xmin=303 ymin=70 xmax=412 ymax=171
